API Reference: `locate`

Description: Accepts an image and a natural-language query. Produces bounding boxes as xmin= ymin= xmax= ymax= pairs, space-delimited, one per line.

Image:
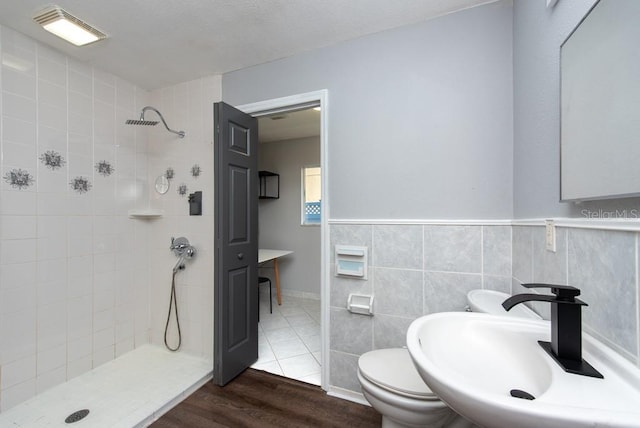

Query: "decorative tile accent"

xmin=191 ymin=164 xmax=201 ymax=178
xmin=177 ymin=183 xmax=188 ymax=196
xmin=39 ymin=150 xmax=66 ymax=170
xmin=165 ymin=167 xmax=174 ymax=180
xmin=3 ymin=168 xmax=35 ymax=190
xmin=95 ymin=160 xmax=114 ymax=177
xmin=70 ymin=177 xmax=92 ymax=194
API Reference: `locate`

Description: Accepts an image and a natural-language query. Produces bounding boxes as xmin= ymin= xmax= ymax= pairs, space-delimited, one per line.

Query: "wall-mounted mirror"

xmin=560 ymin=0 xmax=640 ymax=201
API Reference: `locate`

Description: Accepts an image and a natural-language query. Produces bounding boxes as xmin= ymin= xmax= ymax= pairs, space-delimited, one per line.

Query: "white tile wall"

xmin=0 ymin=24 xmax=152 ymax=410
xmin=146 ymin=76 xmax=220 ymax=359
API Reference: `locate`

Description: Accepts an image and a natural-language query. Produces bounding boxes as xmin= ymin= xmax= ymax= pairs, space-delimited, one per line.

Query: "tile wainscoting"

xmin=328 ymin=222 xmax=512 ymax=393
xmin=327 ymin=220 xmax=640 ymax=395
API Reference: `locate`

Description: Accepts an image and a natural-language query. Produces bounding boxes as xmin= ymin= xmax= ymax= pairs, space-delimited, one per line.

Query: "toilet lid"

xmin=358 ymin=348 xmax=437 ymax=399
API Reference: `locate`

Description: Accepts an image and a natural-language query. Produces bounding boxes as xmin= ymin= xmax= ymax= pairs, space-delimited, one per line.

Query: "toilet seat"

xmin=358 ymin=348 xmax=439 ymax=401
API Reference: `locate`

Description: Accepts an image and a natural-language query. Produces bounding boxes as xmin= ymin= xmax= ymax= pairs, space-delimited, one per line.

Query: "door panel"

xmin=228 ymin=267 xmax=248 ymax=349
xmin=229 ymin=165 xmax=249 ymax=243
xmin=214 ymin=102 xmax=258 ymax=386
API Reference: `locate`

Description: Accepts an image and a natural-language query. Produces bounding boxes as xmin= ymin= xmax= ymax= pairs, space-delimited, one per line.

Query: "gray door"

xmin=213 ymin=102 xmax=258 ymax=386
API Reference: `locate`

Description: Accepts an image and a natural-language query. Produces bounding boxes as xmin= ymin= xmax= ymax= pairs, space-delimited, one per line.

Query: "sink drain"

xmin=510 ymin=389 xmax=535 ymax=400
xmin=65 ymin=409 xmax=90 ymax=424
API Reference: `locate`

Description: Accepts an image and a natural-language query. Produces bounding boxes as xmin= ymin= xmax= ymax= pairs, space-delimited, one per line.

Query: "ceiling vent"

xmin=33 ymin=6 xmax=107 ymax=46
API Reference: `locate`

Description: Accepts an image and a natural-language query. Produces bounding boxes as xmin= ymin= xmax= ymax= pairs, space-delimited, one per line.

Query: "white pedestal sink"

xmin=406 ymin=312 xmax=640 ymax=428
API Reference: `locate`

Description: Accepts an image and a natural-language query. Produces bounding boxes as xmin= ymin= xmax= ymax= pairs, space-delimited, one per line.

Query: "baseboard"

xmin=327 ymin=386 xmax=370 ymax=406
xmin=280 ymin=289 xmax=321 ymax=300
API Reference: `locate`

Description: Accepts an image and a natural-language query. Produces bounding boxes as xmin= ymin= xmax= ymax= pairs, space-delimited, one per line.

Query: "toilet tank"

xmin=466 ymin=289 xmax=541 ymax=320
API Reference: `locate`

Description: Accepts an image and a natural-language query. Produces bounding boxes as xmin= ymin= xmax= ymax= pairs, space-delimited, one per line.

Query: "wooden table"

xmin=258 ymin=249 xmax=293 ymax=305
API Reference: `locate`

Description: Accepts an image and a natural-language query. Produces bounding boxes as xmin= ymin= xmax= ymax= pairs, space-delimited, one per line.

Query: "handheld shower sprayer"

xmin=126 ymin=106 xmax=185 ymax=138
xmin=165 ymin=236 xmax=196 ymax=351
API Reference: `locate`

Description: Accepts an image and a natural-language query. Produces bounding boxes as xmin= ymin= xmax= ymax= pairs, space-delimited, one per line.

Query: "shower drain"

xmin=65 ymin=409 xmax=90 ymax=424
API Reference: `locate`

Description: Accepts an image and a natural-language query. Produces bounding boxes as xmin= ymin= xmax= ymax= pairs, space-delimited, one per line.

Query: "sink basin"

xmin=407 ymin=312 xmax=640 ymax=428
xmin=466 ymin=289 xmax=541 ymax=319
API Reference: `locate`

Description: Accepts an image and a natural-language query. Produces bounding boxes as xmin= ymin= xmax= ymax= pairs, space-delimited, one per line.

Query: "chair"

xmin=259 ymin=276 xmax=273 ymax=314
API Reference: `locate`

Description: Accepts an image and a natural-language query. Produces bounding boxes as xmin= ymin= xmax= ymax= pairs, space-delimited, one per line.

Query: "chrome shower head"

xmin=125 ymin=106 xmax=185 ymax=138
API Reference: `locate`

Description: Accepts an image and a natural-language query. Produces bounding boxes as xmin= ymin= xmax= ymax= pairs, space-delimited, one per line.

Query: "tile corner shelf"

xmin=128 ymin=209 xmax=164 ymax=219
xmin=259 ymin=170 xmax=280 ymax=199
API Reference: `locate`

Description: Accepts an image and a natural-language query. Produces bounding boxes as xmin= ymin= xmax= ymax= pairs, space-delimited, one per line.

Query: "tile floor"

xmin=251 ymin=287 xmax=322 ymax=386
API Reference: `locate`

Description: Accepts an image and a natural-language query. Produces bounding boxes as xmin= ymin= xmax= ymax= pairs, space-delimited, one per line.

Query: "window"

xmin=302 ymin=166 xmax=321 ymax=225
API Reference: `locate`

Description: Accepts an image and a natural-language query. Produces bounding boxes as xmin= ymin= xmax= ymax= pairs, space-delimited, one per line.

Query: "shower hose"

xmin=164 ymin=269 xmax=182 ymax=351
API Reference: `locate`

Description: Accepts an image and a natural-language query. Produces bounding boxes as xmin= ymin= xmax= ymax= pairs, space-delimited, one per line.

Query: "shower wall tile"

xmin=4 ymin=116 xmax=37 ymax=145
xmin=146 ymin=75 xmax=220 ymax=359
xmin=0 ymin=24 xmax=152 ymax=410
xmin=2 ymin=67 xmax=36 ymax=99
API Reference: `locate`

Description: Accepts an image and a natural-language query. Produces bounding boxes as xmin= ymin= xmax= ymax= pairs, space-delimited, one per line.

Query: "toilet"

xmin=357 ymin=289 xmax=540 ymax=427
xmin=357 ymin=348 xmax=461 ymax=428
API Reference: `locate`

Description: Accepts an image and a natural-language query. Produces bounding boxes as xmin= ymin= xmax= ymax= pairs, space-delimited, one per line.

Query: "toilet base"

xmin=379 ymin=411 xmax=475 ymax=428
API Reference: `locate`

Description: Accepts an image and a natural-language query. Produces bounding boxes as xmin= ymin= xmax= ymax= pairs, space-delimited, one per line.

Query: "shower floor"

xmin=0 ymin=345 xmax=212 ymax=428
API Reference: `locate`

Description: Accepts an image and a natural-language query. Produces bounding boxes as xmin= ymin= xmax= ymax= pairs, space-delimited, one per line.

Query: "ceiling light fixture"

xmin=33 ymin=6 xmax=106 ymax=46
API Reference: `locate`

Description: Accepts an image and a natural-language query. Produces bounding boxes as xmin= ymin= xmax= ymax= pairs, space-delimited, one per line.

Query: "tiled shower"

xmin=0 ymin=24 xmax=217 ymax=411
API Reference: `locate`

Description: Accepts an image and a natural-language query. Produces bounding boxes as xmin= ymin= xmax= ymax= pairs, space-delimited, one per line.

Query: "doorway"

xmin=253 ymin=107 xmax=322 ymax=384
xmin=237 ymin=90 xmax=329 ymax=389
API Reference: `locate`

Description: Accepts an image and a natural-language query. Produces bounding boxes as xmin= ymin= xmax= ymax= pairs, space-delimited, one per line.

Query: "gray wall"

xmin=258 ymin=137 xmax=321 ymax=297
xmin=513 ymin=0 xmax=640 ymax=217
xmin=224 ymin=1 xmax=514 ymax=220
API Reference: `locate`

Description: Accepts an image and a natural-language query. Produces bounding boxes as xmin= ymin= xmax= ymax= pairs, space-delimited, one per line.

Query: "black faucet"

xmin=502 ymin=283 xmax=603 ymax=379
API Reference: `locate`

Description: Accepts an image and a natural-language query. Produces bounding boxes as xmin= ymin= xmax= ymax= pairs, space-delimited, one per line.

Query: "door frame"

xmin=237 ymin=89 xmax=329 ymax=390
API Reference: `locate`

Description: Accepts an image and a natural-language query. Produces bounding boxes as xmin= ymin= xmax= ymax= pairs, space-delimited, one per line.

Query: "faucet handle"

xmin=521 ymin=283 xmax=581 ymax=300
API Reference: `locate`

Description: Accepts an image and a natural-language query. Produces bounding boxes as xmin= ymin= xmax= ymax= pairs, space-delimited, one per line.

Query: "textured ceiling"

xmin=0 ymin=0 xmax=497 ymax=90
xmin=258 ymin=108 xmax=320 ymax=143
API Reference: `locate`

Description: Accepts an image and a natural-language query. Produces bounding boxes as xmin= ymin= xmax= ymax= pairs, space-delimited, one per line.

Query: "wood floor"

xmin=151 ymin=369 xmax=381 ymax=428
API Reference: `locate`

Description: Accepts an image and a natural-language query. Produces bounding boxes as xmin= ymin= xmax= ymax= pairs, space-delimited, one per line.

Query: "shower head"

xmin=125 ymin=119 xmax=158 ymax=126
xmin=125 ymin=106 xmax=185 ymax=138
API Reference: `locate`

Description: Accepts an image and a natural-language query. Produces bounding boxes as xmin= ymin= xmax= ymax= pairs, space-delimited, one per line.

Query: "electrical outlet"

xmin=545 ymin=220 xmax=556 ymax=252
